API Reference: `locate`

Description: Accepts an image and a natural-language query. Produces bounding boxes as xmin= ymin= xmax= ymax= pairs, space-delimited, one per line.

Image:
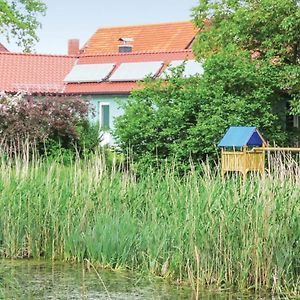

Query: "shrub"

xmin=0 ymin=92 xmax=94 ymax=157
xmin=75 ymin=121 xmax=101 ymax=157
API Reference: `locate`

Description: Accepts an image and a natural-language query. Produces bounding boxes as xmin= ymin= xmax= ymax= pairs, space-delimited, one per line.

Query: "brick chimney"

xmin=68 ymin=39 xmax=79 ymax=55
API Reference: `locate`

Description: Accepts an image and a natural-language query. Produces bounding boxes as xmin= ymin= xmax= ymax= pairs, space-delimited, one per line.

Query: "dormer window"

xmin=118 ymin=37 xmax=134 ymax=53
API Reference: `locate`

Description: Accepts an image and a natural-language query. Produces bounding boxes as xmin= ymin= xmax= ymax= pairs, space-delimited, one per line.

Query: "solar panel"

xmin=64 ymin=63 xmax=115 ymax=83
xmin=109 ymin=61 xmax=163 ymax=81
xmin=161 ymin=60 xmax=204 ymax=78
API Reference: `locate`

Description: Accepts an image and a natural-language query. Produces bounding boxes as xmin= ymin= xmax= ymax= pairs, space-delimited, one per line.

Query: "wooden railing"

xmin=221 ymin=148 xmax=265 ymax=177
xmin=221 ymin=146 xmax=300 ymax=179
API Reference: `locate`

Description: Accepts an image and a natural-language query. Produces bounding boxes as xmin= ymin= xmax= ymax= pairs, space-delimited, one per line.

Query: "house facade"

xmin=0 ymin=21 xmax=203 ymax=145
xmin=64 ymin=49 xmax=199 ymax=144
xmin=65 ymin=21 xmax=201 ymax=144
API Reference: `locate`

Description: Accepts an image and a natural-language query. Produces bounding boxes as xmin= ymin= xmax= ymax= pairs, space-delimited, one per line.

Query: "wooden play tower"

xmin=218 ymin=126 xmax=300 ymax=178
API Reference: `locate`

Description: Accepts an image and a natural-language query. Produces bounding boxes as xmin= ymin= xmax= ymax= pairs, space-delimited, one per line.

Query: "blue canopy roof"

xmin=218 ymin=126 xmax=265 ymax=148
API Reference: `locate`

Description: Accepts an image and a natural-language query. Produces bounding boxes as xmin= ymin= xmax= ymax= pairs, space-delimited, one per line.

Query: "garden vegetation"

xmin=1 ymin=0 xmax=300 ymax=297
xmin=115 ymin=53 xmax=288 ymax=170
xmin=0 ymin=152 xmax=299 ymax=296
xmin=115 ymin=0 xmax=300 ymax=170
xmin=0 ymin=92 xmax=99 ymax=160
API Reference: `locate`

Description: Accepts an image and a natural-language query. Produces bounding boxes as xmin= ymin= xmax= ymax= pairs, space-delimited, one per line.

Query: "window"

xmin=99 ymin=103 xmax=110 ymax=130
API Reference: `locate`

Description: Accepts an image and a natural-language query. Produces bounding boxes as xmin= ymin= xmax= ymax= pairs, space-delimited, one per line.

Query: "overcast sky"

xmin=2 ymin=0 xmax=199 ymax=55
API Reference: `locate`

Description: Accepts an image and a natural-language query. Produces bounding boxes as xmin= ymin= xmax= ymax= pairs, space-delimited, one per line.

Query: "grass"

xmin=0 ymin=151 xmax=299 ymax=296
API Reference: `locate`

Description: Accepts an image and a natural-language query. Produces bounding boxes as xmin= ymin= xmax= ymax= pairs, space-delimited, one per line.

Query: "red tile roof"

xmin=0 ymin=43 xmax=9 ymax=52
xmin=0 ymin=21 xmax=198 ymax=95
xmin=78 ymin=50 xmax=194 ymax=64
xmin=64 ymin=50 xmax=194 ymax=94
xmin=81 ymin=21 xmax=198 ymax=55
xmin=0 ymin=52 xmax=77 ymax=93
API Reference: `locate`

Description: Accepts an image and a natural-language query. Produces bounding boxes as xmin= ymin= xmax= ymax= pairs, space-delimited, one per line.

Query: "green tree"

xmin=0 ymin=0 xmax=46 ymax=51
xmin=192 ymin=0 xmax=300 ymax=113
xmin=115 ymin=0 xmax=300 ymax=170
xmin=114 ymin=57 xmax=285 ymax=170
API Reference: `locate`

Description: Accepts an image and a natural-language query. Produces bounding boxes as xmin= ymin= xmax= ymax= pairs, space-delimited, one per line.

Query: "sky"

xmin=2 ymin=0 xmax=199 ymax=55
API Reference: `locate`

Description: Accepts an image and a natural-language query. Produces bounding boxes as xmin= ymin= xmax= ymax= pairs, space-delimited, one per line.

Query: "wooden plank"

xmin=254 ymin=147 xmax=300 ymax=152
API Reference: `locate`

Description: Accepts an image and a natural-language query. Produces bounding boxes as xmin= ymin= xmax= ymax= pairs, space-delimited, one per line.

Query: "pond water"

xmin=0 ymin=260 xmax=277 ymax=299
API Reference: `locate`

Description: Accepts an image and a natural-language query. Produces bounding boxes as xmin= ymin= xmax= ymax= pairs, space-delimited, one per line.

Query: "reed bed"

xmin=0 ymin=152 xmax=299 ymax=296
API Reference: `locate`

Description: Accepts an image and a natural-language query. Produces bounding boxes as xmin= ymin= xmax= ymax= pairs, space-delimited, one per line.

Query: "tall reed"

xmin=0 ymin=151 xmax=299 ymax=296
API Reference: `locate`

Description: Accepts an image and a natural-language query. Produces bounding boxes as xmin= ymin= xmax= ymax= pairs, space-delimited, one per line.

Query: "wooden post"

xmin=261 ymin=144 xmax=265 ymax=177
xmin=242 ymin=146 xmax=247 ymax=181
xmin=221 ymin=148 xmax=224 ymax=179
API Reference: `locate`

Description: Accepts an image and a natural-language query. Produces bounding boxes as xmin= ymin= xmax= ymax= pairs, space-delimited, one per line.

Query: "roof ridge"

xmin=94 ymin=20 xmax=195 ymax=31
xmin=80 ymin=49 xmax=193 ymax=58
xmin=0 ymin=52 xmax=78 ymax=58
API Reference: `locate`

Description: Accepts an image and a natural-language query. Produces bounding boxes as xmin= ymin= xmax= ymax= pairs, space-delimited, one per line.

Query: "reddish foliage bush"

xmin=0 ymin=92 xmax=90 ymax=152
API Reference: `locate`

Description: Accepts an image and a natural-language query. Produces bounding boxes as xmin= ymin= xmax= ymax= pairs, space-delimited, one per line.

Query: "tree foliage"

xmin=115 ymin=57 xmax=286 ymax=170
xmin=0 ymin=0 xmax=46 ymax=51
xmin=192 ymin=0 xmax=300 ymax=61
xmin=192 ymin=0 xmax=300 ymax=113
xmin=115 ymin=0 xmax=300 ymax=169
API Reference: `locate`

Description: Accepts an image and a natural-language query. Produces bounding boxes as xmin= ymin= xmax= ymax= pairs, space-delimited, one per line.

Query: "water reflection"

xmin=0 ymin=260 xmax=188 ymax=299
xmin=0 ymin=260 xmax=277 ymax=299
